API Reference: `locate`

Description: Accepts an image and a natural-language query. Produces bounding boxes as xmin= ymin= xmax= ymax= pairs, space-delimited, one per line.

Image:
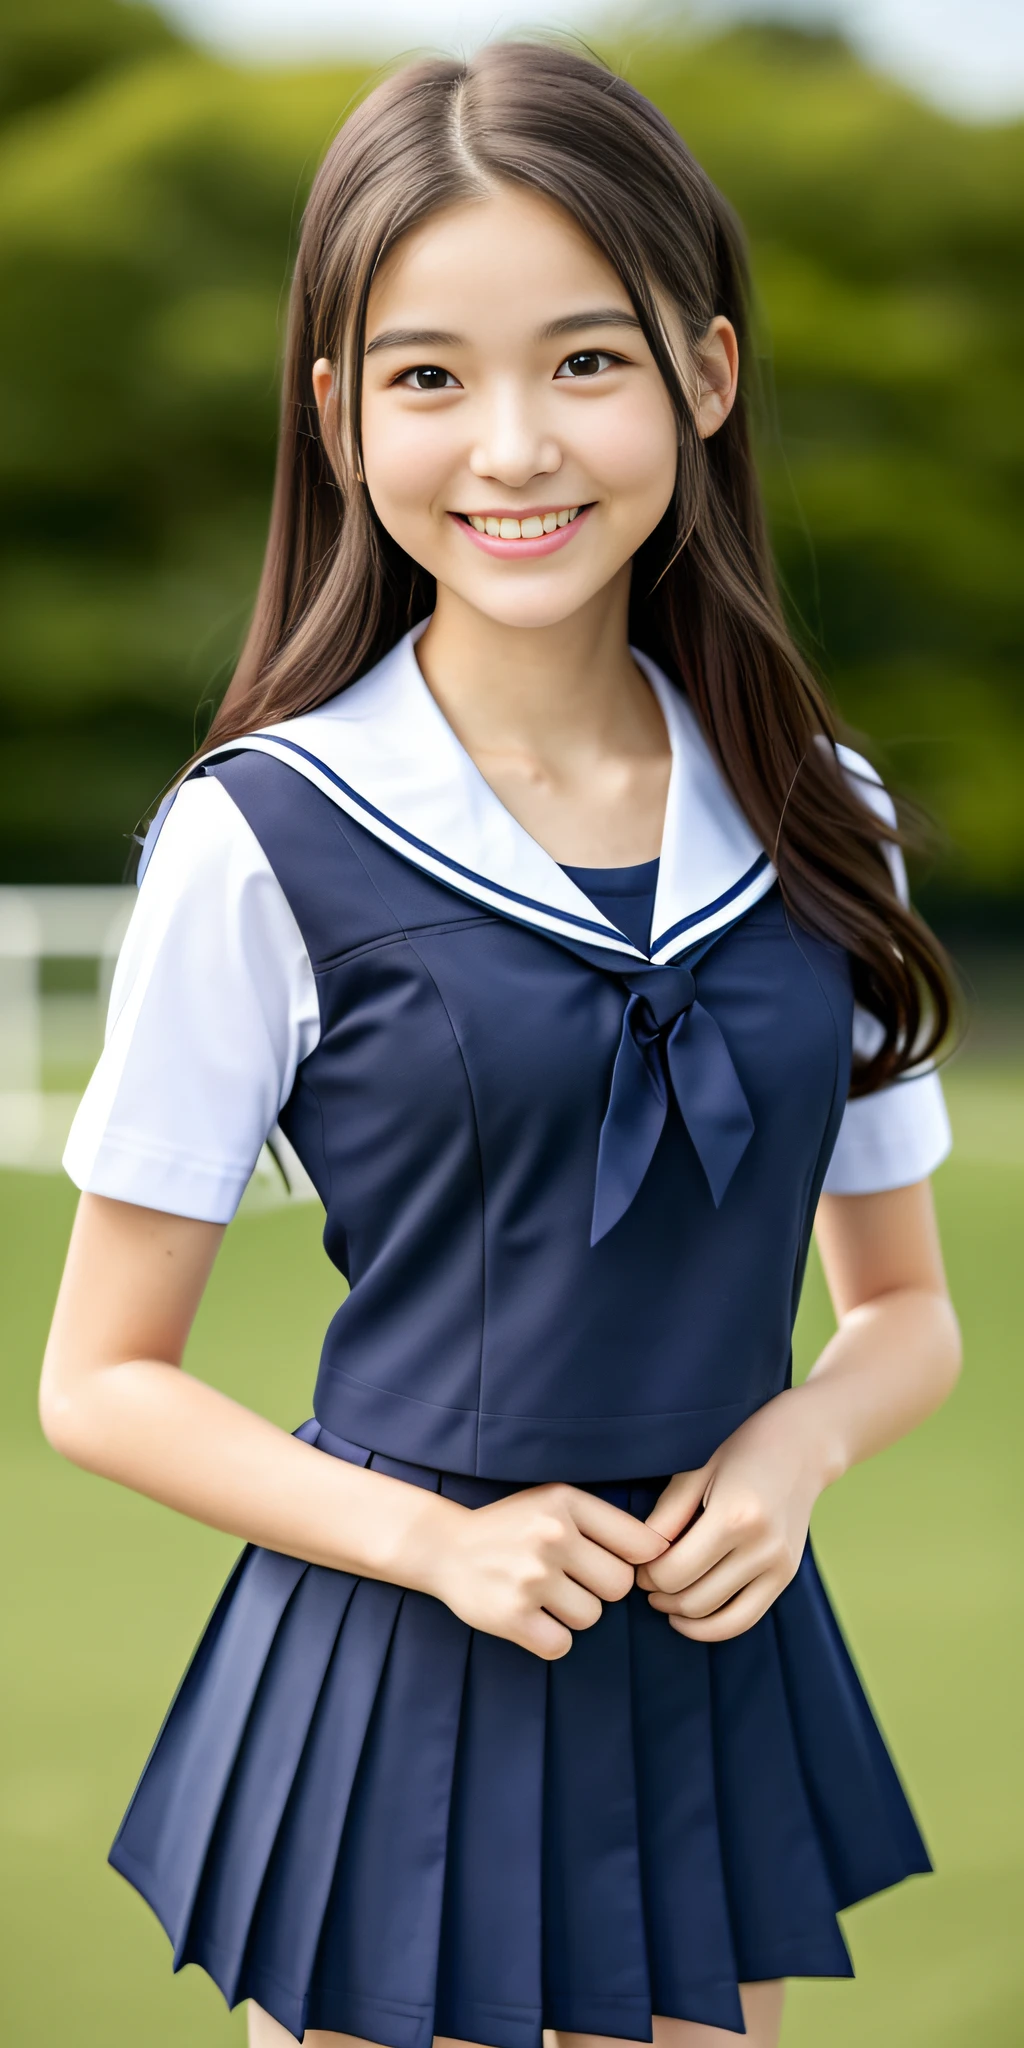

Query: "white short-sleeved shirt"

xmin=64 ymin=635 xmax=951 ymax=1224
xmin=64 ymin=779 xmax=319 ymax=1223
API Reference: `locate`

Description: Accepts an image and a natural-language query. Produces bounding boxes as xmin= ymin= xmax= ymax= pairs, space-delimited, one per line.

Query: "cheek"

xmin=582 ymin=389 xmax=678 ymax=509
xmin=361 ymin=404 xmax=452 ymax=529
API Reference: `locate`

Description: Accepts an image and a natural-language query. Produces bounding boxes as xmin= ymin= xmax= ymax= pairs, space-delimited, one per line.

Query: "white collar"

xmin=206 ymin=622 xmax=774 ymax=966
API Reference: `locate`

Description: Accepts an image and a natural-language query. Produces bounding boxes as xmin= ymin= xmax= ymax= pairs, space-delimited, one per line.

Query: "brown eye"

xmin=555 ymin=350 xmax=616 ymax=379
xmin=400 ymin=365 xmax=457 ymax=390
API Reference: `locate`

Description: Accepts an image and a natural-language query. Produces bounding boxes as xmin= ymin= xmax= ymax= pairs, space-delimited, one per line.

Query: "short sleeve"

xmin=63 ymin=775 xmax=320 ymax=1222
xmin=821 ymin=744 xmax=952 ymax=1195
xmin=822 ymin=1028 xmax=952 ymax=1194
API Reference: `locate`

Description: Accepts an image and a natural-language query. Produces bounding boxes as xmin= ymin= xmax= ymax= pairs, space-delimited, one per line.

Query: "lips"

xmin=451 ymin=502 xmax=593 ymax=560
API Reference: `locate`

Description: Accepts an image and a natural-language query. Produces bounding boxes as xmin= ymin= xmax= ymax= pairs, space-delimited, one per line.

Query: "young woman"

xmin=41 ymin=42 xmax=961 ymax=2048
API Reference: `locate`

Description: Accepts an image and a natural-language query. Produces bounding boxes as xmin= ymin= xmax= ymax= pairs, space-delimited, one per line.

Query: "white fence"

xmin=0 ymin=885 xmax=314 ymax=1207
xmin=0 ymin=886 xmax=134 ymax=1171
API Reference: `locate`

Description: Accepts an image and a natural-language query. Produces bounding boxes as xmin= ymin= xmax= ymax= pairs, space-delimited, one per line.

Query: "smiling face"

xmin=353 ymin=184 xmax=684 ymax=633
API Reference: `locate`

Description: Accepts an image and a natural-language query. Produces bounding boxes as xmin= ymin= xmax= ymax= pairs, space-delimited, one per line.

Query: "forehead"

xmin=366 ymin=184 xmax=633 ymax=339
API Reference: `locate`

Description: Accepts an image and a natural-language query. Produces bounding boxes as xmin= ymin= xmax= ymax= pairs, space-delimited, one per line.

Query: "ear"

xmin=311 ymin=356 xmax=334 ymax=427
xmin=693 ymin=317 xmax=739 ymax=440
xmin=312 ymin=352 xmax=364 ymax=487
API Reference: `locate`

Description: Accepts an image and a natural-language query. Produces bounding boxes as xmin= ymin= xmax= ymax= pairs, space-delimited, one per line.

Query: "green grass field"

xmin=2 ymin=1069 xmax=1022 ymax=2046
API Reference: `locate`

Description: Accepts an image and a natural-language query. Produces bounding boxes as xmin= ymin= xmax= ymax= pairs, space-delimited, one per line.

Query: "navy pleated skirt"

xmin=109 ymin=1424 xmax=930 ymax=2044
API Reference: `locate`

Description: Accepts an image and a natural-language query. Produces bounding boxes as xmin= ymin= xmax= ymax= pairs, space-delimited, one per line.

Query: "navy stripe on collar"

xmin=260 ymin=734 xmax=636 ymax=946
xmin=651 ymin=853 xmax=772 ymax=956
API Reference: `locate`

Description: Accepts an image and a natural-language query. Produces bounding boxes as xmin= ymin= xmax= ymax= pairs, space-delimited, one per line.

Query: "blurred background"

xmin=1 ymin=2 xmax=1022 ymax=2043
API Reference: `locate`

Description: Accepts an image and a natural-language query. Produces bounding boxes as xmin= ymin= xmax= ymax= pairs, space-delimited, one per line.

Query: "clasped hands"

xmin=432 ymin=1390 xmax=829 ymax=1661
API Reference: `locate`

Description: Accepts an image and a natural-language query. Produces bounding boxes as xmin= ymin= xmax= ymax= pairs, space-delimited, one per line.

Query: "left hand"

xmin=636 ymin=1389 xmax=833 ymax=1641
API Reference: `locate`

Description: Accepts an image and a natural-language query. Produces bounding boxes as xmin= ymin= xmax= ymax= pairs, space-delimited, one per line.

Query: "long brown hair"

xmin=205 ymin=39 xmax=954 ymax=1091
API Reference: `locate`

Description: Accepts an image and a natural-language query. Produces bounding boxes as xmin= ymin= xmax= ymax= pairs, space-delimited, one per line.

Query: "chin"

xmin=445 ymin=559 xmax=614 ymax=620
xmin=468 ymin=589 xmax=600 ymax=631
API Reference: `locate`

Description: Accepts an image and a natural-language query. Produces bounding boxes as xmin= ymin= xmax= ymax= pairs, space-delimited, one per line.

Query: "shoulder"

xmin=138 ymin=767 xmax=272 ymax=894
xmin=65 ymin=768 xmax=321 ymax=1223
xmin=833 ymin=740 xmax=897 ymax=830
xmin=823 ymin=739 xmax=906 ymax=902
xmin=120 ymin=771 xmax=315 ymax=1020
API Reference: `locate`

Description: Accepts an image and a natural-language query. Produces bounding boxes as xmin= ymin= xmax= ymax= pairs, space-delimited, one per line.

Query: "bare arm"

xmin=41 ymin=1193 xmax=664 ymax=1659
xmin=638 ymin=1179 xmax=961 ymax=1639
xmin=794 ymin=1178 xmax=961 ymax=1473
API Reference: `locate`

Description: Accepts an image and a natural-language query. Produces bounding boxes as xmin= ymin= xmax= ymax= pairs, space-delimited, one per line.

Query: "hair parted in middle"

xmin=206 ymin=37 xmax=955 ymax=1093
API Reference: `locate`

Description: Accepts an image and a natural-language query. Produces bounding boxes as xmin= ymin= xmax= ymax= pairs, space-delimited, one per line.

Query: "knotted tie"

xmin=591 ymin=963 xmax=754 ymax=1244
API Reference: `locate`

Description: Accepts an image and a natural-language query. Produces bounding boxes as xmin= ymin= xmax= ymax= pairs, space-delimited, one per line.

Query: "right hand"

xmin=430 ymin=1482 xmax=670 ymax=1660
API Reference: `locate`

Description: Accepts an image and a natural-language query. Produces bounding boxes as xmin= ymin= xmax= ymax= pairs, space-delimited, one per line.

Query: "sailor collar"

xmin=199 ymin=623 xmax=775 ymax=969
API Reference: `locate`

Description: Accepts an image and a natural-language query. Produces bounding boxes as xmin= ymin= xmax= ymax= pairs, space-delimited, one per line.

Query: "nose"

xmin=467 ymin=381 xmax=561 ymax=489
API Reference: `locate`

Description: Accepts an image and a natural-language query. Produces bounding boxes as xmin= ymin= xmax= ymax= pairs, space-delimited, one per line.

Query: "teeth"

xmin=465 ymin=507 xmax=582 ymax=538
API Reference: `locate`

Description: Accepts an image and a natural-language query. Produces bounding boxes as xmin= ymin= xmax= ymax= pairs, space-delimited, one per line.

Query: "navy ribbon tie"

xmin=591 ymin=964 xmax=754 ymax=1244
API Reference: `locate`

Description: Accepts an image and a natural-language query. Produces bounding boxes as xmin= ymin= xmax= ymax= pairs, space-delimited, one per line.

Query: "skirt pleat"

xmin=109 ymin=1437 xmax=930 ymax=2045
xmin=542 ymin=1595 xmax=653 ymax=2040
xmin=111 ymin=1545 xmax=306 ymax=1944
xmin=772 ymin=1550 xmax=931 ymax=1907
xmin=241 ymin=1575 xmax=405 ymax=2038
xmin=709 ymin=1609 xmax=852 ymax=1983
xmin=433 ymin=1630 xmax=547 ymax=2048
xmin=627 ymin=1587 xmax=745 ymax=2035
xmin=179 ymin=1562 xmax=358 ymax=2001
xmin=305 ymin=1585 xmax=472 ymax=2047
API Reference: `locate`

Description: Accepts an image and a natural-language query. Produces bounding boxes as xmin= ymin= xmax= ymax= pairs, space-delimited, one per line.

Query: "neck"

xmin=415 ymin=570 xmax=656 ymax=761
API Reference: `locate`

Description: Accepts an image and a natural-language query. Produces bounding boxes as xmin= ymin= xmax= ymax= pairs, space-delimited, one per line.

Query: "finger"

xmin=666 ymin=1573 xmax=777 ymax=1643
xmin=645 ymin=1466 xmax=710 ymax=1545
xmin=518 ymin=1610 xmax=574 ymax=1660
xmin=562 ymin=1530 xmax=637 ymax=1604
xmin=565 ymin=1488 xmax=669 ymax=1565
xmin=542 ymin=1576 xmax=604 ymax=1633
xmin=640 ymin=1511 xmax=736 ymax=1593
xmin=647 ymin=1546 xmax=761 ymax=1619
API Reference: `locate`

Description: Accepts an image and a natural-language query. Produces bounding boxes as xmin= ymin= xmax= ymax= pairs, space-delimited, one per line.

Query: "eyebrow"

xmin=364 ymin=308 xmax=642 ymax=356
xmin=365 ymin=328 xmax=461 ymax=355
xmin=539 ymin=308 xmax=642 ymax=340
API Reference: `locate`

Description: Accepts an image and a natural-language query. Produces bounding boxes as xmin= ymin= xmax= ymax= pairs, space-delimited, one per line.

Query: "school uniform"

xmin=65 ymin=624 xmax=951 ymax=2044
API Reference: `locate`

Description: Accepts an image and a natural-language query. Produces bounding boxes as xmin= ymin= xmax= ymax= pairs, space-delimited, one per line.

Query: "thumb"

xmin=645 ymin=1465 xmax=711 ymax=1544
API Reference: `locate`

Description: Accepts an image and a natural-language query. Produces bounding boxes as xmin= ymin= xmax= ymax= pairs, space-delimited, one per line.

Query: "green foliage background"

xmin=0 ymin=1 xmax=1021 ymax=911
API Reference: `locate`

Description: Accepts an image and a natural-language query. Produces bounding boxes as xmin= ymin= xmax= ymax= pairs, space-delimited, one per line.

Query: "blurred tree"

xmin=0 ymin=0 xmax=177 ymax=122
xmin=0 ymin=17 xmax=365 ymax=878
xmin=0 ymin=11 xmax=1020 ymax=917
xmin=630 ymin=27 xmax=1024 ymax=918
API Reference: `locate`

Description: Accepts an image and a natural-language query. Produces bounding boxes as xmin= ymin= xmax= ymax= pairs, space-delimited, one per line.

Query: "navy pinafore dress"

xmin=104 ymin=638 xmax=931 ymax=2044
